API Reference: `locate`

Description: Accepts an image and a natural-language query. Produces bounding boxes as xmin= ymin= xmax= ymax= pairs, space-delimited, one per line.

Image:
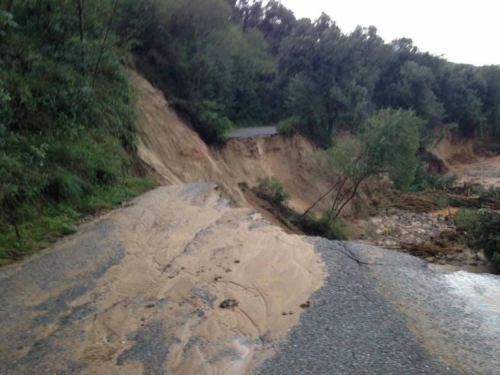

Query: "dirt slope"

xmin=431 ymin=135 xmax=500 ymax=187
xmin=131 ymin=71 xmax=337 ymax=215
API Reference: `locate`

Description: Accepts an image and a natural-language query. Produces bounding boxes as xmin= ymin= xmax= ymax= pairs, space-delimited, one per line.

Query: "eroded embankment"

xmin=0 ymin=184 xmax=325 ymax=375
xmin=131 ymin=71 xmax=339 ymax=216
xmin=431 ymin=134 xmax=500 ymax=187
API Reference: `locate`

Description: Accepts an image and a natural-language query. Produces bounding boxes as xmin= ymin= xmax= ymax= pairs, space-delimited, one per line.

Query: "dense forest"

xmin=120 ymin=0 xmax=500 ymax=143
xmin=1 ymin=0 xmax=500 ymax=260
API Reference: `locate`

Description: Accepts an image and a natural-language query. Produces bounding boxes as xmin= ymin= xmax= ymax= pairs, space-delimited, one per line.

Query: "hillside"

xmin=132 ymin=71 xmax=340 ymax=216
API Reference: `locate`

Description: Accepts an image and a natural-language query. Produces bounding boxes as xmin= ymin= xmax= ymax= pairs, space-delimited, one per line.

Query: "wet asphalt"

xmin=227 ymin=126 xmax=278 ymax=139
xmin=255 ymin=239 xmax=500 ymax=375
xmin=1 ymin=184 xmax=500 ymax=374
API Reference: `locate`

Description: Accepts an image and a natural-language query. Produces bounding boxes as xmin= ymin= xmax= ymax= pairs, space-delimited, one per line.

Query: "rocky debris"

xmin=220 ymin=299 xmax=239 ymax=309
xmin=358 ymin=208 xmax=490 ymax=268
xmin=359 ymin=208 xmax=454 ymax=246
xmin=300 ymin=301 xmax=311 ymax=309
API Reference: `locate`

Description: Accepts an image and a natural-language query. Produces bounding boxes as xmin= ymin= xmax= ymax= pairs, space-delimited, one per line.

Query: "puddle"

xmin=444 ymin=271 xmax=500 ymax=333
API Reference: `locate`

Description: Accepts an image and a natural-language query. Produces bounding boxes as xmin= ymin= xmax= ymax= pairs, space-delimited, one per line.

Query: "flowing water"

xmin=445 ymin=271 xmax=500 ymax=334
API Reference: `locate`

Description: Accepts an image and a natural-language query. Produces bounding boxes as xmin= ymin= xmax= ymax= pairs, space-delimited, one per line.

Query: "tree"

xmin=303 ymin=109 xmax=423 ymax=222
xmin=76 ymin=0 xmax=86 ymax=72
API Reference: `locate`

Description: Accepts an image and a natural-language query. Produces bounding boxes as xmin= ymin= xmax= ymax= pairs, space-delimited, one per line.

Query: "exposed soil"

xmin=431 ymin=133 xmax=500 ymax=187
xmin=131 ymin=71 xmax=347 ymax=216
xmin=132 ymin=70 xmax=497 ymax=274
xmin=0 ymin=184 xmax=326 ymax=374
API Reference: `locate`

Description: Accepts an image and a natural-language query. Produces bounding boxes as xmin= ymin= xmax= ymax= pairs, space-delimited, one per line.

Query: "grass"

xmin=0 ymin=176 xmax=155 ymax=262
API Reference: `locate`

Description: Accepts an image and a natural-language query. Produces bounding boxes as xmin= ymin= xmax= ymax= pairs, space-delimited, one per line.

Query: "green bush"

xmin=200 ymin=101 xmax=233 ymax=144
xmin=0 ymin=4 xmax=156 ymax=261
xmin=413 ymin=163 xmax=459 ymax=191
xmin=297 ymin=212 xmax=347 ymax=240
xmin=473 ymin=186 xmax=500 ymax=200
xmin=454 ymin=208 xmax=479 ymax=232
xmin=468 ymin=212 xmax=500 ymax=269
xmin=277 ymin=117 xmax=299 ymax=137
xmin=170 ymin=99 xmax=232 ymax=144
xmin=434 ymin=195 xmax=451 ymax=209
xmin=255 ymin=177 xmax=290 ymax=206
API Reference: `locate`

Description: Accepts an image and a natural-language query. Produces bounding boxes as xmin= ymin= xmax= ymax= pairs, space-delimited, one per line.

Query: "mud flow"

xmin=0 ymin=184 xmax=325 ymax=375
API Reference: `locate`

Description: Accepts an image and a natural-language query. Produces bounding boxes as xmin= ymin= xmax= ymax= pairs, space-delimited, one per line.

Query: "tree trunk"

xmin=300 ymin=176 xmax=340 ymax=218
xmin=92 ymin=0 xmax=118 ymax=88
xmin=76 ymin=0 xmax=85 ymax=73
xmin=7 ymin=0 xmax=14 ymax=12
xmin=330 ymin=173 xmax=370 ymax=224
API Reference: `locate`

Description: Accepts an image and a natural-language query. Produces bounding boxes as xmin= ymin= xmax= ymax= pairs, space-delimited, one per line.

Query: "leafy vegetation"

xmin=255 ymin=176 xmax=290 ymax=206
xmin=413 ymin=166 xmax=459 ymax=191
xmin=118 ymin=0 xmax=500 ymax=144
xmin=297 ymin=212 xmax=347 ymax=240
xmin=468 ymin=212 xmax=500 ymax=269
xmin=3 ymin=0 xmax=500 ymax=261
xmin=252 ymin=176 xmax=347 ymax=240
xmin=454 ymin=208 xmax=479 ymax=232
xmin=0 ymin=1 xmax=155 ymax=261
xmin=304 ymin=109 xmax=423 ymax=221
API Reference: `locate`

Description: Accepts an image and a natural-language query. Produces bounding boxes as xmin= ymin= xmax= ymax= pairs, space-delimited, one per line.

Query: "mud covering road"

xmin=1 ymin=184 xmax=500 ymax=374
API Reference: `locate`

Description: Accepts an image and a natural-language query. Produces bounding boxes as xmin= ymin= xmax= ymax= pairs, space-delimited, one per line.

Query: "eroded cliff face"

xmin=131 ymin=71 xmax=338 ymax=215
xmin=0 ymin=184 xmax=325 ymax=374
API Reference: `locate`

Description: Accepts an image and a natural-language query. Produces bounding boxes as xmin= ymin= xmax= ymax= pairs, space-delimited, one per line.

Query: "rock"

xmin=425 ymin=257 xmax=435 ymax=263
xmin=300 ymin=301 xmax=311 ymax=309
xmin=220 ymin=299 xmax=238 ymax=309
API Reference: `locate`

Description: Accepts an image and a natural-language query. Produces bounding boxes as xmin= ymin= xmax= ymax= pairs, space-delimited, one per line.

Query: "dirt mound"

xmin=131 ymin=71 xmax=340 ymax=216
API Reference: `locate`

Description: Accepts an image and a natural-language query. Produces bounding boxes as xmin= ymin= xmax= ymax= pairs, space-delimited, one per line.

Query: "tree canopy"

xmin=117 ymin=0 xmax=500 ymax=143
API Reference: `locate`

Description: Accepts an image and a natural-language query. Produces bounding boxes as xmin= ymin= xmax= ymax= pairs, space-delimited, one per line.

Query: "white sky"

xmin=279 ymin=0 xmax=500 ymax=66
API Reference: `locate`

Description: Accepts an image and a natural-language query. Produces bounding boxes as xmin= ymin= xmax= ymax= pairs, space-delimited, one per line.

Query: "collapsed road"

xmin=0 ymin=183 xmax=499 ymax=374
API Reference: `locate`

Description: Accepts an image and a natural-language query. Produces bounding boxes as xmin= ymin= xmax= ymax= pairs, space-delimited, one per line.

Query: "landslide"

xmin=431 ymin=133 xmax=500 ymax=187
xmin=0 ymin=183 xmax=326 ymax=374
xmin=131 ymin=71 xmax=338 ymax=216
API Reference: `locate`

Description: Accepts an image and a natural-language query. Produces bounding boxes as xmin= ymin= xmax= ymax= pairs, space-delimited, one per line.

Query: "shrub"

xmin=170 ymin=99 xmax=232 ymax=144
xmin=45 ymin=172 xmax=87 ymax=203
xmin=473 ymin=186 xmax=500 ymax=200
xmin=412 ymin=162 xmax=458 ymax=191
xmin=0 ymin=2 xmax=156 ymax=261
xmin=454 ymin=208 xmax=478 ymax=232
xmin=297 ymin=212 xmax=347 ymax=240
xmin=277 ymin=117 xmax=299 ymax=137
xmin=434 ymin=195 xmax=450 ymax=209
xmin=468 ymin=212 xmax=500 ymax=269
xmin=255 ymin=177 xmax=290 ymax=206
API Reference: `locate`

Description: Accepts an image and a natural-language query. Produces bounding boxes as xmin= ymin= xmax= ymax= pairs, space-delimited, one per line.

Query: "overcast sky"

xmin=279 ymin=0 xmax=499 ymax=66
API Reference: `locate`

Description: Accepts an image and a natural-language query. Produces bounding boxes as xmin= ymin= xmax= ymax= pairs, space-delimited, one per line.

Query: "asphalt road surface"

xmin=227 ymin=126 xmax=278 ymax=139
xmin=0 ymin=184 xmax=499 ymax=374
